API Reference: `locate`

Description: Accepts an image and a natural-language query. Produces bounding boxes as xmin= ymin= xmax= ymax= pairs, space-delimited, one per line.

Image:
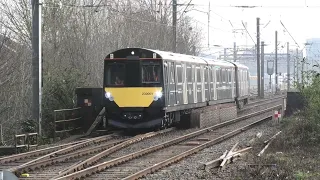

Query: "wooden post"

xmin=0 ymin=124 xmax=3 ymax=145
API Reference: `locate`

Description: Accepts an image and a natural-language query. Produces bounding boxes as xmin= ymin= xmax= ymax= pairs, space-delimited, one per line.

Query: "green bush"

xmin=296 ymin=75 xmax=320 ymax=145
xmin=41 ymin=67 xmax=87 ymax=138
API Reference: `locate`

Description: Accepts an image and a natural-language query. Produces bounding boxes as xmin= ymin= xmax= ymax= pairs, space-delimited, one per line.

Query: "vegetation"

xmin=233 ymin=70 xmax=320 ymax=180
xmin=0 ymin=0 xmax=203 ymax=144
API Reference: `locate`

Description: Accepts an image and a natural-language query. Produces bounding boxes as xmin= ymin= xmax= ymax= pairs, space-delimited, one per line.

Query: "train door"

xmin=214 ymin=68 xmax=219 ymax=100
xmin=164 ymin=62 xmax=169 ymax=106
xmin=208 ymin=67 xmax=213 ymax=101
xmin=168 ymin=62 xmax=176 ymax=106
xmin=175 ymin=64 xmax=183 ymax=105
xmin=196 ymin=66 xmax=202 ymax=103
xmin=182 ymin=63 xmax=188 ymax=104
xmin=201 ymin=66 xmax=206 ymax=102
xmin=187 ymin=65 xmax=194 ymax=104
xmin=205 ymin=66 xmax=210 ymax=101
xmin=193 ymin=65 xmax=197 ymax=103
xmin=231 ymin=68 xmax=235 ymax=98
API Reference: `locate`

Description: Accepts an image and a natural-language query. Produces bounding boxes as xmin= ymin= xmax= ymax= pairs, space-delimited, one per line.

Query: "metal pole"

xmin=256 ymin=18 xmax=261 ymax=97
xmin=269 ymin=75 xmax=272 ymax=93
xmin=32 ymin=0 xmax=42 ymax=136
xmin=275 ymin=31 xmax=278 ymax=93
xmin=287 ymin=42 xmax=290 ymax=91
xmin=302 ymin=57 xmax=305 ymax=87
xmin=0 ymin=124 xmax=3 ymax=145
xmin=208 ymin=1 xmax=210 ymax=47
xmin=261 ymin=41 xmax=265 ymax=98
xmin=172 ymin=0 xmax=177 ymax=52
xmin=224 ymin=48 xmax=227 ymax=61
xmin=233 ymin=42 xmax=237 ymax=62
xmin=296 ymin=48 xmax=299 ymax=85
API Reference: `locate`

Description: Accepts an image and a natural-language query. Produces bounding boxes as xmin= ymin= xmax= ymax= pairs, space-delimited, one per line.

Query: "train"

xmin=103 ymin=48 xmax=250 ymax=130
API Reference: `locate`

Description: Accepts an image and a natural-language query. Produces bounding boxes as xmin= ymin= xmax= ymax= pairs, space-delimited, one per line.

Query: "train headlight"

xmin=153 ymin=91 xmax=163 ymax=101
xmin=105 ymin=92 xmax=114 ymax=101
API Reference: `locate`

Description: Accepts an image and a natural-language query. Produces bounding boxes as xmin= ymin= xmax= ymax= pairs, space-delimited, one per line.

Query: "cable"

xmin=280 ymin=20 xmax=300 ymax=48
xmin=241 ymin=20 xmax=255 ymax=45
xmin=178 ymin=0 xmax=193 ymax=20
xmin=191 ymin=18 xmax=233 ymax=33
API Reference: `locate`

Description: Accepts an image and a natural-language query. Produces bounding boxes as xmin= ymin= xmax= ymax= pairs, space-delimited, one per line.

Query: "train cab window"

xmin=142 ymin=64 xmax=161 ymax=83
xmin=105 ymin=63 xmax=125 ymax=86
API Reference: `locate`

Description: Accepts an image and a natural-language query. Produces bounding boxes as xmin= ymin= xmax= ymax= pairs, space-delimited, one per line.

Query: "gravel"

xmin=15 ymin=98 xmax=283 ymax=180
xmin=142 ymin=118 xmax=280 ymax=180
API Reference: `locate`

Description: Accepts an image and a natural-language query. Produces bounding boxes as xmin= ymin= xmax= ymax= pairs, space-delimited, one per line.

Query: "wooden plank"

xmin=201 ymin=146 xmax=252 ymax=170
xmin=220 ymin=142 xmax=239 ymax=167
xmin=258 ymin=131 xmax=281 ymax=157
xmin=85 ymin=107 xmax=105 ymax=136
xmin=54 ymin=107 xmax=81 ymax=112
xmin=263 ymin=131 xmax=282 ymax=144
xmin=55 ymin=117 xmax=81 ymax=123
xmin=183 ymin=141 xmax=201 ymax=146
xmin=200 ymin=150 xmax=227 ymax=170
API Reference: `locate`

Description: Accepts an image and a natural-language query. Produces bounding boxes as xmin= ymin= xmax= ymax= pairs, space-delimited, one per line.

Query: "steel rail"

xmin=54 ymin=104 xmax=282 ymax=180
xmin=240 ymin=96 xmax=285 ymax=112
xmin=123 ymin=113 xmax=274 ymax=180
xmin=13 ymin=139 xmax=126 ymax=173
xmin=9 ymin=133 xmax=119 ymax=176
xmin=0 ymin=133 xmax=121 ymax=164
xmin=50 ymin=127 xmax=176 ymax=179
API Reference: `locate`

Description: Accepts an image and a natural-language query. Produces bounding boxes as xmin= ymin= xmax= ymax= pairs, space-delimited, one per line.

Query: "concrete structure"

xmin=306 ymin=38 xmax=320 ymax=73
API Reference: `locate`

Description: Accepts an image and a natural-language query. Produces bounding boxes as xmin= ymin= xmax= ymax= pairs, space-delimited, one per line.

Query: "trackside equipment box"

xmin=75 ymin=88 xmax=104 ymax=132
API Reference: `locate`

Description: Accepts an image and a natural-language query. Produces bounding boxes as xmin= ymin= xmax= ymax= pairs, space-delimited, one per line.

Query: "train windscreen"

xmin=105 ymin=61 xmax=141 ymax=87
xmin=142 ymin=64 xmax=161 ymax=84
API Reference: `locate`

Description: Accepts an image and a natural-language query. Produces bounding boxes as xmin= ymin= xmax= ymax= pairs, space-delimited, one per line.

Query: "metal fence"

xmin=14 ymin=132 xmax=38 ymax=153
xmin=54 ymin=107 xmax=82 ymax=140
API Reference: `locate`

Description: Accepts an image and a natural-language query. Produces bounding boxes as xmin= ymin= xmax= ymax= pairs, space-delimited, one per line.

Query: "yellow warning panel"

xmin=21 ymin=173 xmax=30 ymax=177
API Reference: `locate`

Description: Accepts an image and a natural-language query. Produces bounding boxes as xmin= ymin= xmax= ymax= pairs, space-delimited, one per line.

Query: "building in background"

xmin=215 ymin=44 xmax=303 ymax=93
xmin=306 ymin=38 xmax=320 ymax=74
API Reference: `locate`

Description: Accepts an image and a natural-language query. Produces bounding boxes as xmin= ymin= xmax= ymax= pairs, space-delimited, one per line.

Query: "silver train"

xmin=103 ymin=48 xmax=250 ymax=129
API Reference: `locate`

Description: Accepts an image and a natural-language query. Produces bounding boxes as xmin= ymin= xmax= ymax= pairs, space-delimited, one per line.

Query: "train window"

xmin=164 ymin=62 xmax=168 ymax=85
xmin=187 ymin=66 xmax=192 ymax=82
xmin=222 ymin=68 xmax=226 ymax=83
xmin=177 ymin=65 xmax=183 ymax=83
xmin=197 ymin=68 xmax=201 ymax=82
xmin=204 ymin=67 xmax=208 ymax=82
xmin=105 ymin=63 xmax=125 ymax=86
xmin=218 ymin=69 xmax=221 ymax=83
xmin=142 ymin=64 xmax=161 ymax=83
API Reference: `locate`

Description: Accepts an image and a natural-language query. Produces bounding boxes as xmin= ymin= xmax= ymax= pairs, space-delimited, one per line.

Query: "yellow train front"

xmin=103 ymin=48 xmax=166 ymax=129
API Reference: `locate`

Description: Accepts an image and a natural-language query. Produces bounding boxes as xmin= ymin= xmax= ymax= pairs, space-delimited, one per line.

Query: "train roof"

xmin=145 ymin=48 xmax=235 ymax=67
xmin=106 ymin=47 xmax=247 ymax=69
xmin=233 ymin=62 xmax=249 ymax=69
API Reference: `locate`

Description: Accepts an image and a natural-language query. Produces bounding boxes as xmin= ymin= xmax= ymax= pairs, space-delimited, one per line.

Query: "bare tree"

xmin=0 ymin=0 xmax=204 ymax=141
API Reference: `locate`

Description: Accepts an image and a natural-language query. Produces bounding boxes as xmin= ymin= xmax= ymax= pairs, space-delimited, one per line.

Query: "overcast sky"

xmin=184 ymin=0 xmax=320 ymax=55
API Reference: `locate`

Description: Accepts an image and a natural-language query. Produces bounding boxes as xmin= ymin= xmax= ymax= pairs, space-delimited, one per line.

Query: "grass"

xmin=232 ymin=115 xmax=320 ymax=180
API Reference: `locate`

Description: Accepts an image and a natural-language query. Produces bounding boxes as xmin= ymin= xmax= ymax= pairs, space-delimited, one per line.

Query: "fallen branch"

xmin=263 ymin=131 xmax=282 ymax=144
xmin=220 ymin=142 xmax=239 ymax=167
xmin=258 ymin=131 xmax=282 ymax=157
xmin=200 ymin=144 xmax=252 ymax=170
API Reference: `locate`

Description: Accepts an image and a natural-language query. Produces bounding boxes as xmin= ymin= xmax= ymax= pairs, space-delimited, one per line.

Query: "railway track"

xmin=0 ymin=133 xmax=121 ymax=167
xmin=52 ymin=104 xmax=282 ymax=180
xmin=239 ymin=94 xmax=285 ymax=113
xmin=10 ymin=128 xmax=175 ymax=179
